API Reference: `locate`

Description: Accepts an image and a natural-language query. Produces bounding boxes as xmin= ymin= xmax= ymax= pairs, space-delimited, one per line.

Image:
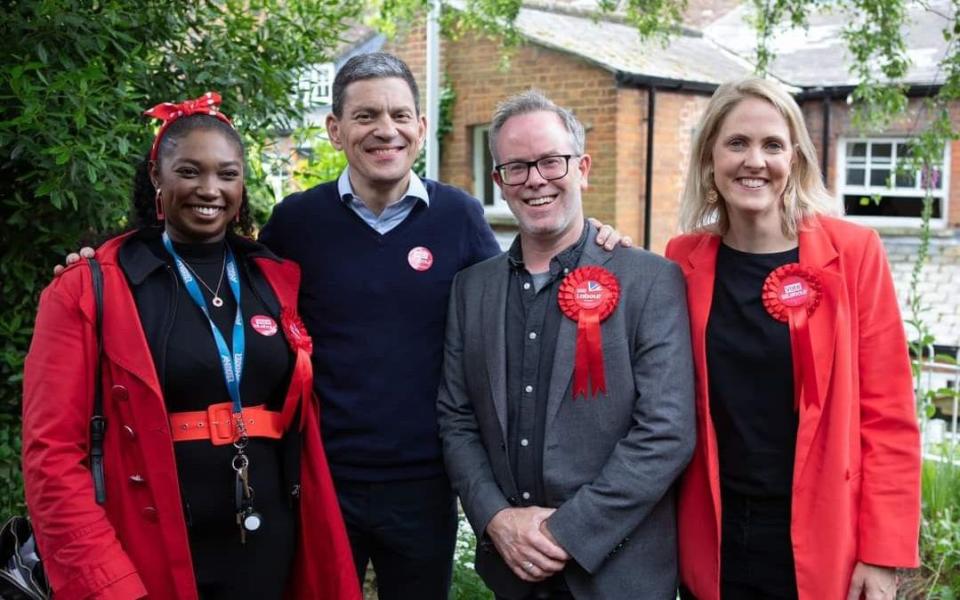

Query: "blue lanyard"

xmin=162 ymin=232 xmax=245 ymax=414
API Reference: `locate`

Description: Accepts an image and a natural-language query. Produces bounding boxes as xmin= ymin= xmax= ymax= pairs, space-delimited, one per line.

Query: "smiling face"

xmin=493 ymin=111 xmax=590 ymax=245
xmin=151 ymin=128 xmax=244 ymax=244
xmin=711 ymin=96 xmax=794 ymax=230
xmin=326 ymin=76 xmax=425 ymax=201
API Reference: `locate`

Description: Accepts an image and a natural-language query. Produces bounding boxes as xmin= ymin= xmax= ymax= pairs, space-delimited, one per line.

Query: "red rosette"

xmin=281 ymin=307 xmax=313 ymax=355
xmin=761 ymin=263 xmax=822 ymax=323
xmin=280 ymin=307 xmax=314 ymax=432
xmin=558 ymin=266 xmax=621 ymax=399
xmin=761 ymin=263 xmax=823 ymax=411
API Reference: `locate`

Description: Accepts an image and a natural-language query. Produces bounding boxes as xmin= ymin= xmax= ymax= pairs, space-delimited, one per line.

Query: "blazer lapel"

xmin=794 ymin=219 xmax=842 ymax=484
xmin=545 ymin=235 xmax=614 ymax=431
xmin=680 ymin=235 xmax=724 ymax=522
xmin=482 ymin=256 xmax=511 ymax=442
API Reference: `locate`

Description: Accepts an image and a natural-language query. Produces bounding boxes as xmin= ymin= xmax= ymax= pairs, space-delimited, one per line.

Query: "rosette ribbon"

xmin=762 ymin=263 xmax=823 ymax=411
xmin=144 ymin=91 xmax=233 ymax=162
xmin=280 ymin=307 xmax=314 ymax=432
xmin=558 ymin=266 xmax=621 ymax=398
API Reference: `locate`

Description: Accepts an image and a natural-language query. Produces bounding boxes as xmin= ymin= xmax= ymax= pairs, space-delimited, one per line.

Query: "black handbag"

xmin=0 ymin=258 xmax=107 ymax=600
xmin=0 ymin=516 xmax=49 ymax=599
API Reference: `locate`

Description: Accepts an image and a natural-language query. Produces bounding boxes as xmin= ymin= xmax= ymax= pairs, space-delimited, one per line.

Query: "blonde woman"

xmin=666 ymin=78 xmax=920 ymax=600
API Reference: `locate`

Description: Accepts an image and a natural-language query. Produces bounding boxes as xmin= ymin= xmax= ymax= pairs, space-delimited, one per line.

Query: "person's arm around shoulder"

xmin=22 ymin=265 xmax=147 ymax=599
xmin=545 ymin=256 xmax=696 ymax=573
xmin=846 ymin=228 xmax=920 ymax=597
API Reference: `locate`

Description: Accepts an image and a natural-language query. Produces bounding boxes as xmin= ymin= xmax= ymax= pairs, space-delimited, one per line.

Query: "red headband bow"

xmin=144 ymin=92 xmax=233 ymax=162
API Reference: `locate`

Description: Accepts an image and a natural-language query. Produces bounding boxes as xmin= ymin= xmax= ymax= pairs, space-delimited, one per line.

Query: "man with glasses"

xmin=437 ymin=90 xmax=696 ymax=599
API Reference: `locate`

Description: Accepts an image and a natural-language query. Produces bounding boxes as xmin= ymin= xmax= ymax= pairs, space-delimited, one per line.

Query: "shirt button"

xmin=524 ymin=385 xmax=533 ymax=393
xmin=141 ymin=506 xmax=159 ymax=522
xmin=528 ymin=332 xmax=537 ymax=340
xmin=520 ymin=438 xmax=529 ymax=447
xmin=523 ymin=282 xmax=531 ymax=290
xmin=522 ymin=492 xmax=531 ymax=500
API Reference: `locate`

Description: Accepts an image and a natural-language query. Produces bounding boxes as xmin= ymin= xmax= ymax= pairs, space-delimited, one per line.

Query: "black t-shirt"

xmin=706 ymin=243 xmax=800 ymax=498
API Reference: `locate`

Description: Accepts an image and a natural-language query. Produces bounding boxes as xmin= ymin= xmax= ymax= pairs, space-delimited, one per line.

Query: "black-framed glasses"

xmin=495 ymin=154 xmax=578 ymax=185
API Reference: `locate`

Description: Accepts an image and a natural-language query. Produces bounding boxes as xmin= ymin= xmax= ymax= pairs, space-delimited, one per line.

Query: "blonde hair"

xmin=678 ymin=77 xmax=840 ymax=237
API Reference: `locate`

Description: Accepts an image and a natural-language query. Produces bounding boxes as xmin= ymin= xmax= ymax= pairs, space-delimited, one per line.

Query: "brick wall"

xmin=387 ymin=23 xmax=960 ymax=255
xmin=386 ymin=24 xmax=716 ymax=252
xmin=648 ymin=91 xmax=712 ymax=252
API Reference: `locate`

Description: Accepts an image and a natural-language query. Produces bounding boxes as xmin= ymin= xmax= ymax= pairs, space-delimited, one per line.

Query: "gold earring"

xmin=705 ymin=186 xmax=719 ymax=205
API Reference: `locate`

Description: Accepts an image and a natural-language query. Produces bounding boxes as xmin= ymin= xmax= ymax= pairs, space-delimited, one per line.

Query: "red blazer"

xmin=665 ymin=216 xmax=920 ymax=600
xmin=22 ymin=233 xmax=360 ymax=600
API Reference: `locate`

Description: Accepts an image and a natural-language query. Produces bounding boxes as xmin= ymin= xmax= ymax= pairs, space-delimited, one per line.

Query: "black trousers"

xmin=680 ymin=489 xmax=799 ymax=600
xmin=719 ymin=488 xmax=799 ymax=600
xmin=335 ymin=475 xmax=458 ymax=600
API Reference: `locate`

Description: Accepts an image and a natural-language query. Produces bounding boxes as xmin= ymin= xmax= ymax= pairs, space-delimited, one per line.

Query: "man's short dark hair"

xmin=332 ymin=52 xmax=420 ymax=118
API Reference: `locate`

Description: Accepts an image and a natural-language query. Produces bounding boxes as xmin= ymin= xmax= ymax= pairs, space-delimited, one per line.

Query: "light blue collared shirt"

xmin=337 ymin=167 xmax=430 ymax=235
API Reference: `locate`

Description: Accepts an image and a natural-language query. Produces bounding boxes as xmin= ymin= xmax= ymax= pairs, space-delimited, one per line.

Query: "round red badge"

xmin=778 ymin=275 xmax=809 ymax=307
xmin=573 ymin=280 xmax=607 ymax=310
xmin=249 ymin=315 xmax=278 ymax=336
xmin=407 ymin=246 xmax=434 ymax=272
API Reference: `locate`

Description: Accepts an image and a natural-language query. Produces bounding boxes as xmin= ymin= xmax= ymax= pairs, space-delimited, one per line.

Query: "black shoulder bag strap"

xmin=87 ymin=258 xmax=107 ymax=505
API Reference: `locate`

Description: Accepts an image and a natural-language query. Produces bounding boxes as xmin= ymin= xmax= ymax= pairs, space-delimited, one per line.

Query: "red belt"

xmin=169 ymin=402 xmax=283 ymax=446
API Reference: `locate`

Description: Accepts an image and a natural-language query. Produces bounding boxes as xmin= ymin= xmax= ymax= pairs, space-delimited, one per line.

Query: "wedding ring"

xmin=523 ymin=561 xmax=534 ymax=572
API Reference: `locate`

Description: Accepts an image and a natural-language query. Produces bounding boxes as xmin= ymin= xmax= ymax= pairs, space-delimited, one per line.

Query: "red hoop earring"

xmin=155 ymin=189 xmax=164 ymax=221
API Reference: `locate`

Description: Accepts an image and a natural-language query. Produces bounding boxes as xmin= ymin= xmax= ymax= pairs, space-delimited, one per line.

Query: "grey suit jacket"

xmin=437 ymin=225 xmax=696 ymax=600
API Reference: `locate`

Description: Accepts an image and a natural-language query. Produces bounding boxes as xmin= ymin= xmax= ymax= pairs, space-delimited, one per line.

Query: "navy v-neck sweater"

xmin=260 ymin=179 xmax=500 ymax=481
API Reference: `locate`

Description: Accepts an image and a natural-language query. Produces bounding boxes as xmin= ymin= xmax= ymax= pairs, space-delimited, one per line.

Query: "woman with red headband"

xmin=22 ymin=93 xmax=360 ymax=599
xmin=666 ymin=78 xmax=920 ymax=600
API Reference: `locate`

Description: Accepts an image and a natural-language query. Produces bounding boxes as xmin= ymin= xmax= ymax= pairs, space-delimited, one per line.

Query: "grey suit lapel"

xmin=482 ymin=256 xmax=511 ymax=442
xmin=546 ymin=226 xmax=615 ymax=430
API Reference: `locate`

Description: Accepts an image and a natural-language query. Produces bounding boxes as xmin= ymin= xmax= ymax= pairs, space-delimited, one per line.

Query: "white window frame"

xmin=837 ymin=137 xmax=950 ymax=228
xmin=299 ymin=62 xmax=335 ymax=108
xmin=473 ymin=125 xmax=510 ymax=215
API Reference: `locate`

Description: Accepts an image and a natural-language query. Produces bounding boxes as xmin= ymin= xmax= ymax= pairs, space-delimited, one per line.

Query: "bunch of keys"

xmin=232 ymin=443 xmax=262 ymax=544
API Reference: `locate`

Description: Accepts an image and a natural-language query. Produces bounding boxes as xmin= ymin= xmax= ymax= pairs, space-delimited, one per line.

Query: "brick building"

xmin=377 ymin=0 xmax=960 ymax=350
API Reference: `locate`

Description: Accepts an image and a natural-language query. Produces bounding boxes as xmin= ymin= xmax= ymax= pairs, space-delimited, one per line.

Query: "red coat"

xmin=665 ymin=216 xmax=920 ymax=600
xmin=22 ymin=233 xmax=360 ymax=600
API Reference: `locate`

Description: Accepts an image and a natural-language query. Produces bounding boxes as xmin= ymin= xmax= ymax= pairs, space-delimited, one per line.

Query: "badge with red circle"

xmin=761 ymin=263 xmax=824 ymax=411
xmin=407 ymin=246 xmax=434 ymax=271
xmin=558 ymin=266 xmax=621 ymax=399
xmin=250 ymin=315 xmax=278 ymax=336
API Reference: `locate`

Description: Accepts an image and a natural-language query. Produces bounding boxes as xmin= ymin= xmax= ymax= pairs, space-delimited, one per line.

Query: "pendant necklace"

xmin=179 ymin=248 xmax=227 ymax=307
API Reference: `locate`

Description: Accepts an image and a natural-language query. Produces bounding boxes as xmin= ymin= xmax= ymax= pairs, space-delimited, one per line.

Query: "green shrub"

xmin=914 ymin=460 xmax=960 ymax=598
xmin=452 ymin=510 xmax=493 ymax=600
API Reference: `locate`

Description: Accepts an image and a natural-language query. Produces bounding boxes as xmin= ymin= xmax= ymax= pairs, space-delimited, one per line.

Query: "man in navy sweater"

xmin=259 ymin=53 xmax=492 ymax=599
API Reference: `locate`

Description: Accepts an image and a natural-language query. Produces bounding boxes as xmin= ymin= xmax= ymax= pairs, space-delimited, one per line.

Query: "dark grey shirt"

xmin=504 ymin=223 xmax=589 ymax=508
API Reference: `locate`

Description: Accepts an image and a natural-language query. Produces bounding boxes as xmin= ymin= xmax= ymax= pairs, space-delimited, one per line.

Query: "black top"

xmin=706 ymin=243 xmax=799 ymax=498
xmin=131 ymin=233 xmax=296 ymax=598
xmin=505 ymin=223 xmax=589 ymax=508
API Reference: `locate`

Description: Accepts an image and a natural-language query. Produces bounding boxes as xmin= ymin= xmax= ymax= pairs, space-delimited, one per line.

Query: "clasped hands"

xmin=486 ymin=506 xmax=570 ymax=582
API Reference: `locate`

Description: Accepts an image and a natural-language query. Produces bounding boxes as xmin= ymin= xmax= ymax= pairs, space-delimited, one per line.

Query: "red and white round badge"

xmin=407 ymin=246 xmax=434 ymax=272
xmin=250 ymin=315 xmax=278 ymax=336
